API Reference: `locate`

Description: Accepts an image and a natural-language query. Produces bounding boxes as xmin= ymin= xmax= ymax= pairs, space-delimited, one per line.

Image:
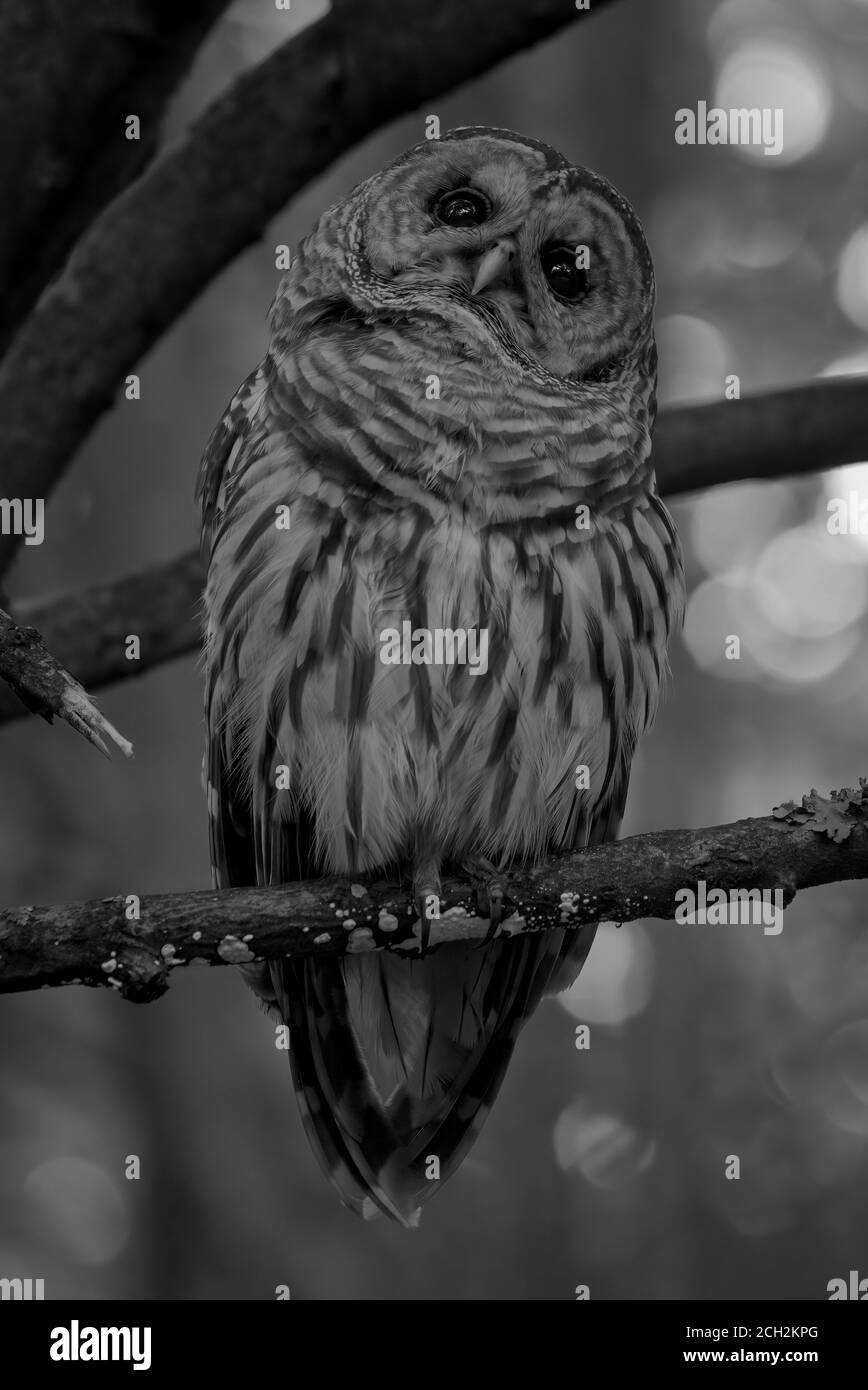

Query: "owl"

xmin=199 ymin=127 xmax=685 ymax=1226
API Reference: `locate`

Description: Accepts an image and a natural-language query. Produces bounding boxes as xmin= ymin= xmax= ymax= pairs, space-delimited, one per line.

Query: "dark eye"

xmin=541 ymin=244 xmax=590 ymax=301
xmin=433 ymin=187 xmax=491 ymax=228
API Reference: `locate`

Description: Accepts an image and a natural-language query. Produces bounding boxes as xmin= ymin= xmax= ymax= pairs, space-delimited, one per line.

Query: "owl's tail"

xmin=266 ymin=927 xmax=594 ymax=1225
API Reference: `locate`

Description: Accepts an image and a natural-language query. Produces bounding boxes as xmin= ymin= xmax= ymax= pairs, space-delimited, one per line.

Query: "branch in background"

xmin=0 ymin=552 xmax=201 ymax=725
xmin=651 ymin=375 xmax=868 ymax=500
xmin=0 ymin=607 xmax=133 ymax=758
xmin=0 ymin=0 xmax=616 ymax=578
xmin=1 ymin=784 xmax=865 ymax=1001
xmin=654 ymin=377 xmax=868 ymax=497
xmin=0 ymin=0 xmax=232 ymax=352
xmin=1 ymin=377 xmax=863 ymax=727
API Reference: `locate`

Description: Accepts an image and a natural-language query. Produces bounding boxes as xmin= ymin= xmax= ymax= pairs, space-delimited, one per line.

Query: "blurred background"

xmin=2 ymin=0 xmax=868 ymax=1300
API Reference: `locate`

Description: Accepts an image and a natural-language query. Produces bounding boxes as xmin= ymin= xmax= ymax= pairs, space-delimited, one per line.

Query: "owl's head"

xmin=284 ymin=127 xmax=655 ymax=386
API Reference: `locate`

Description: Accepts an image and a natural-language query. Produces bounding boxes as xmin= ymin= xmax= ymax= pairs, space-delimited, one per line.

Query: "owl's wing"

xmin=542 ymin=762 xmax=630 ymax=999
xmin=200 ymin=363 xmax=319 ymax=897
xmin=551 ymin=496 xmax=683 ymax=869
xmin=200 ymin=366 xmax=290 ymax=885
xmin=545 ymin=490 xmax=684 ymax=995
xmin=201 ymin=368 xmax=384 ymax=1212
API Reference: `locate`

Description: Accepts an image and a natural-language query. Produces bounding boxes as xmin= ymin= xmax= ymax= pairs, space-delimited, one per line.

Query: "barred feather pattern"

xmin=199 ymin=128 xmax=685 ymax=1225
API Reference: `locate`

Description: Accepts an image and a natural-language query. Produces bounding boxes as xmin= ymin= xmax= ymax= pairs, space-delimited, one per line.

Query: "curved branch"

xmin=1 ymin=783 xmax=865 ymax=1001
xmin=0 ymin=0 xmax=232 ymax=352
xmin=1 ymin=378 xmax=861 ymax=727
xmin=0 ymin=0 xmax=616 ymax=578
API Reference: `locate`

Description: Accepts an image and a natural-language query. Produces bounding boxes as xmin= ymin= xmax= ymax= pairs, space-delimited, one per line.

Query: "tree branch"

xmin=0 ymin=0 xmax=617 ymax=578
xmin=0 ymin=552 xmax=201 ymax=725
xmin=0 ymin=607 xmax=133 ymax=757
xmin=1 ymin=377 xmax=862 ymax=727
xmin=1 ymin=784 xmax=865 ymax=1001
xmin=653 ymin=376 xmax=868 ymax=497
xmin=0 ymin=0 xmax=232 ymax=352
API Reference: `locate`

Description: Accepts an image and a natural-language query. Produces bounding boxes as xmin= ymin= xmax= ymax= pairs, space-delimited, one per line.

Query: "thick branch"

xmin=1 ymin=785 xmax=865 ymax=1001
xmin=0 ymin=0 xmax=615 ymax=578
xmin=0 ymin=607 xmax=133 ymax=757
xmin=0 ymin=378 xmax=862 ymax=726
xmin=0 ymin=0 xmax=232 ymax=351
xmin=654 ymin=377 xmax=868 ymax=497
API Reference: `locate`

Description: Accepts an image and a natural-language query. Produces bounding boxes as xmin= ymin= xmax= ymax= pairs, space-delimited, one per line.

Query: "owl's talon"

xmin=461 ymin=858 xmax=507 ymax=945
xmin=481 ymin=882 xmax=504 ymax=944
xmin=415 ymin=889 xmax=440 ymax=955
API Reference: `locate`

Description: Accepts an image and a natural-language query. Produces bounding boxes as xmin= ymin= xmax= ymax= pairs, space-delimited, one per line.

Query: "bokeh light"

xmin=708 ymin=1110 xmax=861 ymax=1238
xmin=684 ymin=514 xmax=868 ymax=684
xmin=713 ymin=39 xmax=832 ymax=165
xmin=818 ymin=352 xmax=868 ymax=552
xmin=23 ymin=1158 xmax=129 ymax=1266
xmin=778 ymin=905 xmax=865 ymax=1025
xmin=752 ymin=524 xmax=867 ymax=637
xmin=557 ymin=923 xmax=656 ymax=1025
xmin=553 ymin=1102 xmax=657 ymax=1188
xmin=690 ymin=480 xmax=796 ymax=576
xmin=657 ymin=314 xmax=729 ymax=403
xmin=823 ymin=461 xmax=868 ymax=554
xmin=723 ymin=219 xmax=803 ymax=271
xmin=835 ymin=227 xmax=868 ymax=331
xmin=820 ymin=347 xmax=868 ymax=379
xmin=682 ymin=573 xmax=753 ymax=678
xmin=707 ymin=0 xmax=793 ymax=51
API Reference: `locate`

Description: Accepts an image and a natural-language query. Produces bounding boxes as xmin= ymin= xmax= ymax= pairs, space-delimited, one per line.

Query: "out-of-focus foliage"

xmin=1 ymin=0 xmax=867 ymax=1299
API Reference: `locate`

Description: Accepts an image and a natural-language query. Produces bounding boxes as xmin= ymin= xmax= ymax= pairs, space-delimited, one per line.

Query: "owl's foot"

xmin=412 ymin=859 xmax=442 ymax=954
xmin=461 ymin=856 xmax=507 ymax=944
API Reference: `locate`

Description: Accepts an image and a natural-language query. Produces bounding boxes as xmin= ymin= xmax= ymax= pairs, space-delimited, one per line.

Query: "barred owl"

xmin=199 ymin=127 xmax=684 ymax=1225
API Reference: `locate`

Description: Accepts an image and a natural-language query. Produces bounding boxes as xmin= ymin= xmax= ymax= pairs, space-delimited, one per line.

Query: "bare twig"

xmin=1 ymin=784 xmax=864 ymax=1001
xmin=0 ymin=377 xmax=862 ymax=726
xmin=0 ymin=552 xmax=201 ymax=725
xmin=0 ymin=0 xmax=616 ymax=578
xmin=0 ymin=607 xmax=133 ymax=757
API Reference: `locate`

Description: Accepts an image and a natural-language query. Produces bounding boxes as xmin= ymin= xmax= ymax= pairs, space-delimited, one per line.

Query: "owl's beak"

xmin=470 ymin=238 xmax=517 ymax=295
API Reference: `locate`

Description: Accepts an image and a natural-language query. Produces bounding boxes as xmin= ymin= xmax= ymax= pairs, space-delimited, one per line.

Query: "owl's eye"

xmin=541 ymin=244 xmax=590 ymax=302
xmin=433 ymin=188 xmax=491 ymax=228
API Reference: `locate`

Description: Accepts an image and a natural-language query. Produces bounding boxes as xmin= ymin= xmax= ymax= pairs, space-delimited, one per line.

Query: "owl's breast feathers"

xmin=201 ymin=314 xmax=683 ymax=882
xmin=201 ymin=307 xmax=684 ymax=1224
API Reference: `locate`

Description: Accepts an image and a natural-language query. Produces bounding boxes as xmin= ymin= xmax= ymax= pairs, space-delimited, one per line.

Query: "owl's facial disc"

xmin=346 ymin=131 xmax=654 ymax=381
